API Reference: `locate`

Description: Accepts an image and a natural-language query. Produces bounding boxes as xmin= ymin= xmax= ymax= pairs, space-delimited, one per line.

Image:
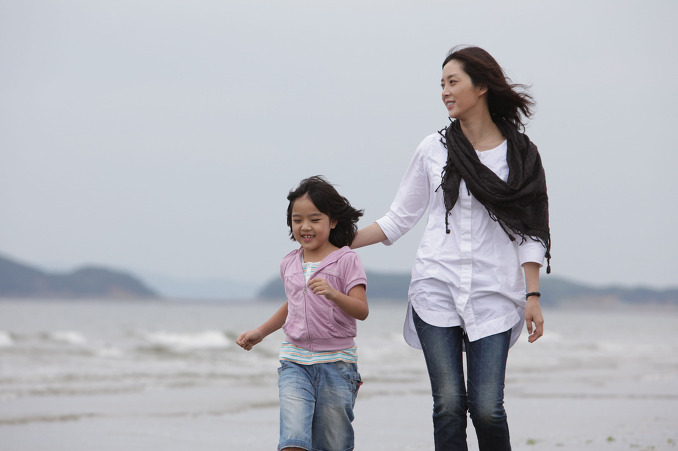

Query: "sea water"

xmin=1 ymin=299 xmax=677 ymax=450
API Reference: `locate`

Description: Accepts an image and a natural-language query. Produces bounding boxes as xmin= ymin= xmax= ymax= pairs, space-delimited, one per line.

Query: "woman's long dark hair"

xmin=438 ymin=47 xmax=551 ymax=272
xmin=286 ymin=176 xmax=363 ymax=248
xmin=443 ymin=46 xmax=534 ymax=131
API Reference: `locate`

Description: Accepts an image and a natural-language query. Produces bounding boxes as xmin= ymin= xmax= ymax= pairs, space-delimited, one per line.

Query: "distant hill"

xmin=258 ymin=271 xmax=678 ymax=306
xmin=139 ymin=272 xmax=258 ymax=300
xmin=0 ymin=254 xmax=158 ymax=299
xmin=258 ymin=272 xmax=412 ymax=301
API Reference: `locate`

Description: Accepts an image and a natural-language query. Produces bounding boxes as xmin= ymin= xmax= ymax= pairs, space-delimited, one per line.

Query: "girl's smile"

xmin=290 ymin=194 xmax=338 ymax=261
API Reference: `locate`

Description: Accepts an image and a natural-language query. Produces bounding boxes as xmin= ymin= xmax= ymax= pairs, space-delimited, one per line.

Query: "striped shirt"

xmin=279 ymin=260 xmax=358 ymax=365
xmin=279 ymin=342 xmax=358 ymax=365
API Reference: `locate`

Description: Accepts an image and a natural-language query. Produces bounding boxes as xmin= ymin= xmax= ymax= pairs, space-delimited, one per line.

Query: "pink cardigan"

xmin=280 ymin=246 xmax=366 ymax=352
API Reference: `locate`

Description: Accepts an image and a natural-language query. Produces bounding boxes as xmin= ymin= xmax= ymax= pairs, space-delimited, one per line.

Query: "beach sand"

xmin=2 ymin=381 xmax=677 ymax=450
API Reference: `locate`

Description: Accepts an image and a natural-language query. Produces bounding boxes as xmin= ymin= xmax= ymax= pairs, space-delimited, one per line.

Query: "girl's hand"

xmin=525 ymin=298 xmax=544 ymax=343
xmin=236 ymin=329 xmax=264 ymax=351
xmin=308 ymin=277 xmax=338 ymax=301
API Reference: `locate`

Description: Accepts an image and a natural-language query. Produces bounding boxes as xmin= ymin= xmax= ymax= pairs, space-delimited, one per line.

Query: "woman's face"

xmin=441 ymin=59 xmax=488 ymax=121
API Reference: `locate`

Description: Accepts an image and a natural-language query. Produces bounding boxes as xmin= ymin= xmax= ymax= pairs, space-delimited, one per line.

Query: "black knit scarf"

xmin=438 ymin=119 xmax=551 ymax=273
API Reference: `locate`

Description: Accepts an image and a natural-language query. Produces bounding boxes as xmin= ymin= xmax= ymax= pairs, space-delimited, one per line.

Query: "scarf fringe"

xmin=489 ymin=209 xmax=552 ymax=274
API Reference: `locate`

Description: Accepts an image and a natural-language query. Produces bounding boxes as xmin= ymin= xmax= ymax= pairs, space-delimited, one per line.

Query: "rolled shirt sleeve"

xmin=376 ymin=141 xmax=431 ymax=245
xmin=518 ymin=238 xmax=546 ymax=267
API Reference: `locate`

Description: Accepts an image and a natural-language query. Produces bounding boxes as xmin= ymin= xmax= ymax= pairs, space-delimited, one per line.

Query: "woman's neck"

xmin=458 ymin=115 xmax=504 ymax=151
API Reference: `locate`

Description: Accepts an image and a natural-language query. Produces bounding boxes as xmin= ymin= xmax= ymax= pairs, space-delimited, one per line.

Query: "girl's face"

xmin=441 ymin=59 xmax=488 ymax=121
xmin=290 ymin=194 xmax=337 ymax=260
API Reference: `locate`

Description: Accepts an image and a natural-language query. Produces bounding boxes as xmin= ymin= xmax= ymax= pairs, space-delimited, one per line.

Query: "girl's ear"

xmin=330 ymin=219 xmax=338 ymax=229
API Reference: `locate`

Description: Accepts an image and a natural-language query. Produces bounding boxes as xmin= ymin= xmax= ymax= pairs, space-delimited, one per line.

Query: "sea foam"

xmin=0 ymin=330 xmax=14 ymax=347
xmin=139 ymin=330 xmax=231 ymax=352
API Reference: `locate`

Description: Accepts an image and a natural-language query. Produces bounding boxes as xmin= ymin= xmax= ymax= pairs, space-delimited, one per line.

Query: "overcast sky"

xmin=2 ymin=0 xmax=677 ymax=294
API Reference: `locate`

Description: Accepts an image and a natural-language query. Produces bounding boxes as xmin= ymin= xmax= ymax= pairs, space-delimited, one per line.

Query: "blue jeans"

xmin=413 ymin=309 xmax=512 ymax=451
xmin=277 ymin=360 xmax=362 ymax=451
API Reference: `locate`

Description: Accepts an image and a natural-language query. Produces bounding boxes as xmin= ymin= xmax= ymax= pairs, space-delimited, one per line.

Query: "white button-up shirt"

xmin=376 ymin=133 xmax=545 ymax=349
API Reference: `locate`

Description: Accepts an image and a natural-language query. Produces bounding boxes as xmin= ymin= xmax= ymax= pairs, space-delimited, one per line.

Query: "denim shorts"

xmin=277 ymin=360 xmax=362 ymax=451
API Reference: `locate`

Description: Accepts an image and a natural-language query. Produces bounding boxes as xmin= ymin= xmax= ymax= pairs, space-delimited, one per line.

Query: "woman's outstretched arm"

xmin=351 ymin=223 xmax=388 ymax=249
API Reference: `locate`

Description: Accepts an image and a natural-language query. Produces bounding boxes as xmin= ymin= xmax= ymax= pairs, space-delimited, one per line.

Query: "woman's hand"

xmin=522 ymin=262 xmax=544 ymax=342
xmin=525 ymin=297 xmax=544 ymax=343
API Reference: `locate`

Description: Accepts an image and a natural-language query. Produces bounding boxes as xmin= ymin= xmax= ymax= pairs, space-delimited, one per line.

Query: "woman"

xmin=352 ymin=46 xmax=550 ymax=450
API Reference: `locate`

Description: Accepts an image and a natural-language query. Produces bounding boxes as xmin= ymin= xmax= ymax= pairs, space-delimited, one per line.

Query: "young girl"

xmin=236 ymin=175 xmax=368 ymax=451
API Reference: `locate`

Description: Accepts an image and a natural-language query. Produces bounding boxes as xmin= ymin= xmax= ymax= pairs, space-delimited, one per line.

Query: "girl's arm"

xmin=351 ymin=222 xmax=388 ymax=249
xmin=522 ymin=262 xmax=544 ymax=343
xmin=236 ymin=302 xmax=288 ymax=351
xmin=307 ymin=279 xmax=369 ymax=321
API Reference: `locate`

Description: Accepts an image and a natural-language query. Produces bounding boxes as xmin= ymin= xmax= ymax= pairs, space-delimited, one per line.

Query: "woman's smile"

xmin=440 ymin=59 xmax=487 ymax=120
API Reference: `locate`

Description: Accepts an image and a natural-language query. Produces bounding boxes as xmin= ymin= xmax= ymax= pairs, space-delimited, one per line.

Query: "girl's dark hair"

xmin=443 ymin=46 xmax=534 ymax=131
xmin=286 ymin=176 xmax=364 ymax=248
